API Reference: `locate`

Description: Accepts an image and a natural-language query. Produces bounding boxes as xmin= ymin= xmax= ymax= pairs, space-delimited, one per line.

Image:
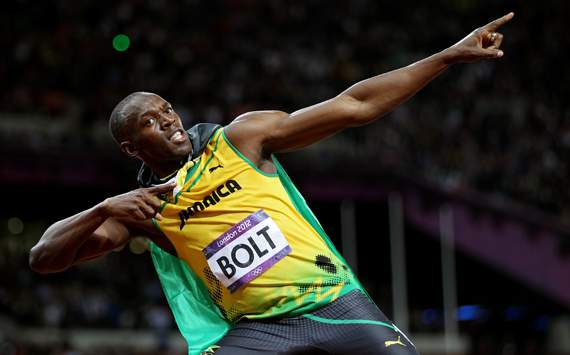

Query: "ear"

xmin=120 ymin=141 xmax=138 ymax=157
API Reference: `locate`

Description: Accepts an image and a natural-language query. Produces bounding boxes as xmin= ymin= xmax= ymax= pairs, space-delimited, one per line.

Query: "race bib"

xmin=203 ymin=210 xmax=291 ymax=293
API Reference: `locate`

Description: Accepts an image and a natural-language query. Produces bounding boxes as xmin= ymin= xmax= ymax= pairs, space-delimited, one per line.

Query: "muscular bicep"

xmin=72 ymin=218 xmax=133 ymax=264
xmin=224 ymin=95 xmax=361 ymax=158
xmin=73 ymin=217 xmax=176 ymax=265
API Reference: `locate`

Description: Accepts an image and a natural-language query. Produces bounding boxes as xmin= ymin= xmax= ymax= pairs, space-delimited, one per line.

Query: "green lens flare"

xmin=113 ymin=34 xmax=130 ymax=52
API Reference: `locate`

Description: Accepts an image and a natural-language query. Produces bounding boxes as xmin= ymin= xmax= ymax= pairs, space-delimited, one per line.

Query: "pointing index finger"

xmin=484 ymin=12 xmax=515 ymax=32
xmin=147 ymin=181 xmax=177 ymax=195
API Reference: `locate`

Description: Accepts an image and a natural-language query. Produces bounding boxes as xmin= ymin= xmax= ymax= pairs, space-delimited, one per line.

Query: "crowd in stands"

xmin=2 ymin=0 xmax=569 ymax=221
xmin=0 ymin=243 xmax=170 ymax=330
xmin=1 ymin=0 xmax=568 ymax=354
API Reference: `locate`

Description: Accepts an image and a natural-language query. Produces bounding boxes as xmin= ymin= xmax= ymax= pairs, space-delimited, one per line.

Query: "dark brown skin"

xmin=120 ymin=93 xmax=194 ymax=177
xmin=29 ymin=13 xmax=514 ymax=274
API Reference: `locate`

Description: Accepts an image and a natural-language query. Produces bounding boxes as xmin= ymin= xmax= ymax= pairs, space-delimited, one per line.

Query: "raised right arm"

xmin=29 ymin=182 xmax=176 ymax=274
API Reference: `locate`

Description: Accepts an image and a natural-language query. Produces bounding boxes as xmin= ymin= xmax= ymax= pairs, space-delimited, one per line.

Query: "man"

xmin=30 ymin=13 xmax=513 ymax=354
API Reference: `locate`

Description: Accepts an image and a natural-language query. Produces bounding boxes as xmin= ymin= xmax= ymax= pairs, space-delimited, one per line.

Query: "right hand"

xmin=99 ymin=182 xmax=176 ymax=220
xmin=445 ymin=12 xmax=514 ymax=64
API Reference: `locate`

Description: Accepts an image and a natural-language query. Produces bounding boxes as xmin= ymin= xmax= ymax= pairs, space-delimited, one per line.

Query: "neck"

xmin=147 ymin=158 xmax=186 ymax=179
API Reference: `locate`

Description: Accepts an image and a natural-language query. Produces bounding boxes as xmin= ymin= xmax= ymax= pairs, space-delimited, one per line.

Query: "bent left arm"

xmin=225 ymin=13 xmax=513 ymax=157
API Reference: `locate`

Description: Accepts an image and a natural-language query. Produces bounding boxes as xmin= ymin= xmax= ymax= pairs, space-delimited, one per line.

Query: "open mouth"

xmin=169 ymin=129 xmax=186 ymax=143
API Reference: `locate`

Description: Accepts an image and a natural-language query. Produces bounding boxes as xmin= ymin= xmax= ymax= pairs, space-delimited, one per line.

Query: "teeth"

xmin=171 ymin=131 xmax=184 ymax=142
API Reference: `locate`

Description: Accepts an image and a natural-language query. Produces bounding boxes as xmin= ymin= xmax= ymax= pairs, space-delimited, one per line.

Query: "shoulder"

xmin=224 ymin=110 xmax=288 ymax=144
xmin=231 ymin=110 xmax=288 ymax=124
xmin=223 ymin=110 xmax=288 ymax=167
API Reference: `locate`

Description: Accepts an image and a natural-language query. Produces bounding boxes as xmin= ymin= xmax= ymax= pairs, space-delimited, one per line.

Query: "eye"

xmin=165 ymin=106 xmax=173 ymax=114
xmin=144 ymin=117 xmax=155 ymax=126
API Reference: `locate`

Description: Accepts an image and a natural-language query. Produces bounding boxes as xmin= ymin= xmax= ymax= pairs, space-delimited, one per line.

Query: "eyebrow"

xmin=138 ymin=102 xmax=172 ymax=120
xmin=138 ymin=109 xmax=157 ymax=120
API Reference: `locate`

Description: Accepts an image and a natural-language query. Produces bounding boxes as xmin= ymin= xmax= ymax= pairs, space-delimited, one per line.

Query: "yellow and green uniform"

xmin=153 ymin=127 xmax=358 ymax=322
xmin=142 ymin=124 xmax=365 ymax=354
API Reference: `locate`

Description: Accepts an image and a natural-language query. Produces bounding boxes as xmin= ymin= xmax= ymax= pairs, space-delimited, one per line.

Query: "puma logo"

xmin=200 ymin=345 xmax=220 ymax=354
xmin=385 ymin=336 xmax=406 ymax=348
xmin=209 ymin=164 xmax=224 ymax=173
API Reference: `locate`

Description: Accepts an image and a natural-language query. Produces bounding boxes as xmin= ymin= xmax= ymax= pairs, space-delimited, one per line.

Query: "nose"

xmin=160 ymin=114 xmax=175 ymax=129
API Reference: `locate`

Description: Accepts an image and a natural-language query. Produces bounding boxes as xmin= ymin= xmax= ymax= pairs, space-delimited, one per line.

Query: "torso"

xmin=152 ymin=128 xmax=358 ymax=322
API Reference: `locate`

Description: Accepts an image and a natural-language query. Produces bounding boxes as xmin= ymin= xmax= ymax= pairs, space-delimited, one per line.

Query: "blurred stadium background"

xmin=2 ymin=0 xmax=570 ymax=354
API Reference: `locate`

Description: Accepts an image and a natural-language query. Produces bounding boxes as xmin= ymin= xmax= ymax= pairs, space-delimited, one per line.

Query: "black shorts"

xmin=207 ymin=290 xmax=419 ymax=355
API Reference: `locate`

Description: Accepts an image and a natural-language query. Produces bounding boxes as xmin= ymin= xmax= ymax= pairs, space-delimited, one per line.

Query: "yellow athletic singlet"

xmin=153 ymin=128 xmax=358 ymax=323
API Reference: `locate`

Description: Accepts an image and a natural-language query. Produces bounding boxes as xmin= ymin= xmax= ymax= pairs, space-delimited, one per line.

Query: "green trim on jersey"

xmin=184 ymin=132 xmax=223 ymax=193
xmin=221 ymin=128 xmax=279 ymax=177
xmin=151 ymin=217 xmax=162 ymax=234
xmin=150 ymin=155 xmax=203 ymax=228
xmin=184 ymin=157 xmax=202 ymax=185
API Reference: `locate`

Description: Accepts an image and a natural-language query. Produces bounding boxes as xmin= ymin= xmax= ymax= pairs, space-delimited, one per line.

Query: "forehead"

xmin=129 ymin=93 xmax=168 ymax=117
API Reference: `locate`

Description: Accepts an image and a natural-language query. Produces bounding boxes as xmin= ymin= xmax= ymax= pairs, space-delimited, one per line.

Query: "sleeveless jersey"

xmin=152 ymin=128 xmax=358 ymax=323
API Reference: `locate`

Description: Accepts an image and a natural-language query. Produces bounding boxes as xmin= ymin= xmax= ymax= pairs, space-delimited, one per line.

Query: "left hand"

xmin=445 ymin=12 xmax=514 ymax=63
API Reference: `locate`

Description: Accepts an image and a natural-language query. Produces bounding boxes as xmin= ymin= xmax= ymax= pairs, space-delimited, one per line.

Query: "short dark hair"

xmin=108 ymin=92 xmax=148 ymax=144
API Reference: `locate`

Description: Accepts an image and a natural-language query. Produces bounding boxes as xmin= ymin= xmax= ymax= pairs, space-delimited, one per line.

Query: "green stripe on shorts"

xmin=302 ymin=314 xmax=396 ymax=331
